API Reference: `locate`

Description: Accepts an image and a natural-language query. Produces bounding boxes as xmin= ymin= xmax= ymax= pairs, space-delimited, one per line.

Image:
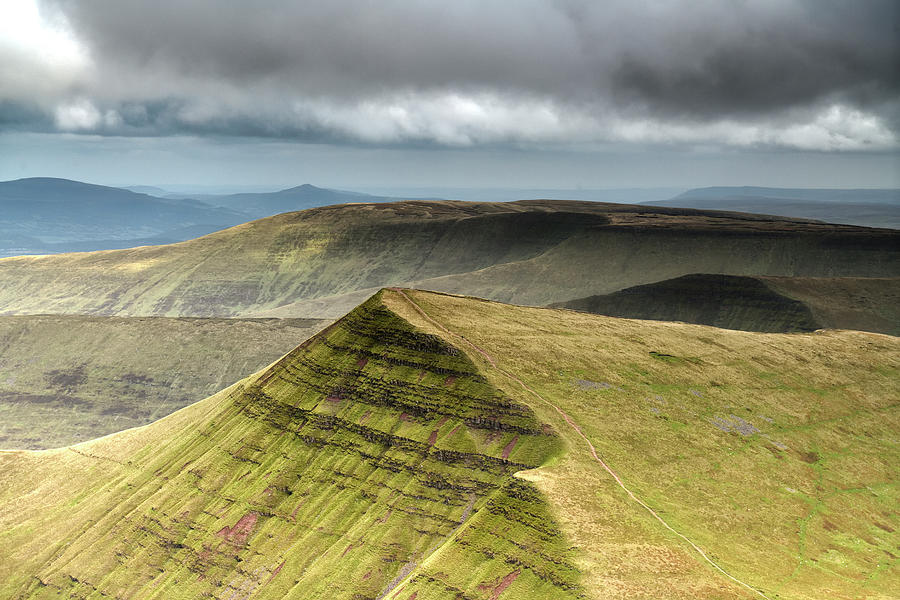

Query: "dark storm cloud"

xmin=3 ymin=0 xmax=898 ymax=149
xmin=605 ymin=1 xmax=899 ymax=118
xmin=0 ymin=101 xmax=54 ymax=132
xmin=51 ymin=0 xmax=900 ymax=112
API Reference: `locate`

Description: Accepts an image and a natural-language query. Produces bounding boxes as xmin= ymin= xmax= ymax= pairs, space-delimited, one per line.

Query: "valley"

xmin=0 ymin=315 xmax=328 ymax=449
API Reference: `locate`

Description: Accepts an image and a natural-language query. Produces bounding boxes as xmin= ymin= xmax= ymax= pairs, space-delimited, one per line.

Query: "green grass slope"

xmin=0 ymin=200 xmax=896 ymax=318
xmin=0 ymin=292 xmax=578 ymax=600
xmin=2 ymin=289 xmax=897 ymax=598
xmin=0 ymin=315 xmax=329 ymax=450
xmin=549 ymin=275 xmax=900 ymax=335
xmin=387 ymin=290 xmax=898 ymax=600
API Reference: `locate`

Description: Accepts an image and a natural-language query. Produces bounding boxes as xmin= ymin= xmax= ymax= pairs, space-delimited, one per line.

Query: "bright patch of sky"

xmin=0 ymin=0 xmax=90 ymax=97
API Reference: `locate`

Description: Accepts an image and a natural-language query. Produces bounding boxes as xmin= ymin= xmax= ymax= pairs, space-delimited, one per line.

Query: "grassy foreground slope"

xmin=550 ymin=275 xmax=900 ymax=335
xmin=0 ymin=293 xmax=579 ymax=600
xmin=0 ymin=200 xmax=896 ymax=318
xmin=1 ymin=289 xmax=896 ymax=599
xmin=0 ymin=315 xmax=328 ymax=449
xmin=385 ymin=290 xmax=899 ymax=599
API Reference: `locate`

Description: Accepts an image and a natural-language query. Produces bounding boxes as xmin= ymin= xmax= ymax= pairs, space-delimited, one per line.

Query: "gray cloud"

xmin=1 ymin=0 xmax=897 ymax=150
xmin=604 ymin=1 xmax=898 ymax=118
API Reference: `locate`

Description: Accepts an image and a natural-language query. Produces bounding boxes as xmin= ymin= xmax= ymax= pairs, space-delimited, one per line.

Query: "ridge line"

xmin=390 ymin=288 xmax=771 ymax=600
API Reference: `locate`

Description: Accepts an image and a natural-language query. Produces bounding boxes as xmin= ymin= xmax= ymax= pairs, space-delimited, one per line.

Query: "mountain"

xmin=645 ymin=187 xmax=900 ymax=228
xmin=0 ymin=289 xmax=896 ymax=599
xmin=121 ymin=185 xmax=171 ymax=197
xmin=8 ymin=223 xmax=244 ymax=255
xmin=0 ymin=315 xmax=328 ymax=450
xmin=0 ymin=199 xmax=896 ymax=319
xmin=662 ymin=187 xmax=900 ymax=204
xmin=551 ymin=274 xmax=900 ymax=335
xmin=200 ymin=183 xmax=401 ymax=219
xmin=0 ymin=178 xmax=248 ymax=256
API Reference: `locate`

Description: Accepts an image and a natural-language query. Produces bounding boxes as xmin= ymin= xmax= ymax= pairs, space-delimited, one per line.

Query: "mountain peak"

xmin=277 ymin=183 xmax=325 ymax=194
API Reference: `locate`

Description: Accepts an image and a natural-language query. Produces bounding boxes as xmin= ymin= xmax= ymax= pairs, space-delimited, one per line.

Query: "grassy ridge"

xmin=0 ymin=315 xmax=329 ymax=449
xmin=0 ymin=293 xmax=578 ymax=599
xmin=0 ymin=200 xmax=895 ymax=318
xmin=0 ymin=289 xmax=896 ymax=598
xmin=391 ymin=290 xmax=899 ymax=599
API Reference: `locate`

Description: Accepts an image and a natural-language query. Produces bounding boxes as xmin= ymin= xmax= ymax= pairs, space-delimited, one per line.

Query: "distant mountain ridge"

xmin=201 ymin=183 xmax=399 ymax=219
xmin=7 ymin=178 xmax=898 ymax=256
xmin=0 ymin=199 xmax=896 ymax=318
xmin=0 ymin=177 xmax=249 ymax=256
xmin=121 ymin=185 xmax=170 ymax=197
xmin=668 ymin=186 xmax=899 ymax=204
xmin=646 ymin=186 xmax=900 ymax=228
xmin=1 ymin=178 xmax=431 ymax=256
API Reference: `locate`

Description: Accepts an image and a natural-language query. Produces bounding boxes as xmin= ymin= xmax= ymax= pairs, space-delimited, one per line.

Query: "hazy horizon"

xmin=2 ymin=0 xmax=898 ymax=189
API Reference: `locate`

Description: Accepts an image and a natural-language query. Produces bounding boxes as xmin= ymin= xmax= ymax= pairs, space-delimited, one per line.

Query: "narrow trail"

xmin=391 ymin=289 xmax=771 ymax=600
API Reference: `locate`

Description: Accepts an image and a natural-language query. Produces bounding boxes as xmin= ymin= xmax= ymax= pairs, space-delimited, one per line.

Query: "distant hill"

xmin=359 ymin=186 xmax=685 ymax=203
xmin=120 ymin=185 xmax=170 ymax=197
xmin=645 ymin=186 xmax=900 ymax=228
xmin=0 ymin=177 xmax=248 ymax=256
xmin=200 ymin=183 xmax=401 ymax=219
xmin=0 ymin=199 xmax=896 ymax=318
xmin=0 ymin=289 xmax=896 ymax=598
xmin=0 ymin=178 xmax=433 ymax=256
xmin=551 ymin=274 xmax=900 ymax=335
xmin=663 ymin=186 xmax=900 ymax=203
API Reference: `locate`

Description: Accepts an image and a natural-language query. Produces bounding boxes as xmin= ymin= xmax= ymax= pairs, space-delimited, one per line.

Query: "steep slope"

xmin=0 ymin=200 xmax=896 ymax=318
xmin=386 ymin=290 xmax=899 ymax=599
xmin=646 ymin=187 xmax=900 ymax=229
xmin=0 ymin=178 xmax=247 ymax=256
xmin=549 ymin=275 xmax=900 ymax=335
xmin=0 ymin=292 xmax=578 ymax=600
xmin=0 ymin=315 xmax=328 ymax=449
xmin=1 ymin=289 xmax=897 ymax=599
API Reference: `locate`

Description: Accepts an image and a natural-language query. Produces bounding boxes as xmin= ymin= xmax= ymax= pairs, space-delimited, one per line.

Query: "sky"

xmin=1 ymin=0 xmax=898 ymax=191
